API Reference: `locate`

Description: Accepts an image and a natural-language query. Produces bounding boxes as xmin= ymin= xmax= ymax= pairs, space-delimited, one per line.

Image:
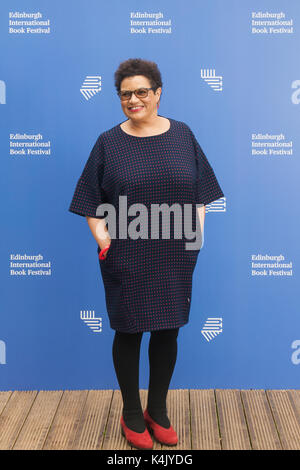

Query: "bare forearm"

xmin=85 ymin=216 xmax=111 ymax=251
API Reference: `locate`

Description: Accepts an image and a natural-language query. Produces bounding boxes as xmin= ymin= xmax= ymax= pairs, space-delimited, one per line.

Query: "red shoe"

xmin=120 ymin=415 xmax=153 ymax=450
xmin=144 ymin=409 xmax=178 ymax=445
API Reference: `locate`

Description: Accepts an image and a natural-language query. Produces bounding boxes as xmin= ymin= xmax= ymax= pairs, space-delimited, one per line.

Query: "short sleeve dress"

xmin=69 ymin=117 xmax=224 ymax=333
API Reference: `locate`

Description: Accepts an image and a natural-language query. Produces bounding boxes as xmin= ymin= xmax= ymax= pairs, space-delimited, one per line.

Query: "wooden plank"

xmin=160 ymin=389 xmax=189 ymax=450
xmin=0 ymin=389 xmax=297 ymax=450
xmin=241 ymin=390 xmax=281 ymax=449
xmin=288 ymin=390 xmax=300 ymax=417
xmin=43 ymin=390 xmax=88 ymax=450
xmin=267 ymin=390 xmax=300 ymax=450
xmin=0 ymin=391 xmax=13 ymax=415
xmin=72 ymin=390 xmax=113 ymax=450
xmin=0 ymin=391 xmax=38 ymax=450
xmin=13 ymin=391 xmax=63 ymax=450
xmin=102 ymin=389 xmax=133 ymax=450
xmin=215 ymin=389 xmax=251 ymax=449
xmin=190 ymin=389 xmax=221 ymax=449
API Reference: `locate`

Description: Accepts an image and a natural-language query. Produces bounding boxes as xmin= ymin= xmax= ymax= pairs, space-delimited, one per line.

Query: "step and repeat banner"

xmin=1 ymin=0 xmax=299 ymax=390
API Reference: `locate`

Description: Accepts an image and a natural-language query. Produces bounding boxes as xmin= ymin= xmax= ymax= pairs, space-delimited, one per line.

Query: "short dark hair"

xmin=114 ymin=58 xmax=163 ymax=99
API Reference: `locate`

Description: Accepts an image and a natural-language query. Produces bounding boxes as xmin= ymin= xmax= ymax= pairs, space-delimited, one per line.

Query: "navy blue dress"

xmin=69 ymin=117 xmax=224 ymax=333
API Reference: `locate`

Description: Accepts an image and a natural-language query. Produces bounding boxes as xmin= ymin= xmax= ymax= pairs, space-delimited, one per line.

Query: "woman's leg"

xmin=147 ymin=327 xmax=179 ymax=428
xmin=112 ymin=330 xmax=145 ymax=432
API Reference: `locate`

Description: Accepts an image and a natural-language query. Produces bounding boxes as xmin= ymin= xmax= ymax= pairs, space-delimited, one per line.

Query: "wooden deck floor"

xmin=0 ymin=389 xmax=299 ymax=450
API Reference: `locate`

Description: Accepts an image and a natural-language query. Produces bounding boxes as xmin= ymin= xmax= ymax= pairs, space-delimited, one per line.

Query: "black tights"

xmin=112 ymin=328 xmax=179 ymax=433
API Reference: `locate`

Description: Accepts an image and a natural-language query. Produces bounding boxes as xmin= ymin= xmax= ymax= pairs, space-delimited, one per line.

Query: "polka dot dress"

xmin=69 ymin=117 xmax=224 ymax=333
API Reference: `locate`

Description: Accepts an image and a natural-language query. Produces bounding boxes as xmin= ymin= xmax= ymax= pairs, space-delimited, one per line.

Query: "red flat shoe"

xmin=120 ymin=415 xmax=153 ymax=450
xmin=144 ymin=409 xmax=178 ymax=445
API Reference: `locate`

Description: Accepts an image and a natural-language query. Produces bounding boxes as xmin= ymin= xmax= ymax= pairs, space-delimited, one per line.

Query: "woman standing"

xmin=69 ymin=58 xmax=224 ymax=449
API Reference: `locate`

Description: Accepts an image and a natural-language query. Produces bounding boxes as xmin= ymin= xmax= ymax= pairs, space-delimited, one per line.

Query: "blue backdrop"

xmin=1 ymin=0 xmax=299 ymax=390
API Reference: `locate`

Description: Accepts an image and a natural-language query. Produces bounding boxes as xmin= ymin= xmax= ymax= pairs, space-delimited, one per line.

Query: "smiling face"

xmin=119 ymin=75 xmax=161 ymax=122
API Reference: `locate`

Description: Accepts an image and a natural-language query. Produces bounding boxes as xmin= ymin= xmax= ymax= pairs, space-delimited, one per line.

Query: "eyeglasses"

xmin=118 ymin=87 xmax=157 ymax=101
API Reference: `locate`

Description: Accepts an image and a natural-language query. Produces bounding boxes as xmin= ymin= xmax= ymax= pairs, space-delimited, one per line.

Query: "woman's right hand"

xmin=100 ymin=241 xmax=111 ymax=259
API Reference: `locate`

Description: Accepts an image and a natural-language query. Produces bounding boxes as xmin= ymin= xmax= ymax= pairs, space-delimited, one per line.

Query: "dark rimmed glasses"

xmin=118 ymin=87 xmax=157 ymax=101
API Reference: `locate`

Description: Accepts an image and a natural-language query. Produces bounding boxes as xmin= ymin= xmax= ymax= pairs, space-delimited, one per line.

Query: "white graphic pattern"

xmin=80 ymin=310 xmax=102 ymax=332
xmin=201 ymin=317 xmax=223 ymax=342
xmin=201 ymin=69 xmax=223 ymax=91
xmin=0 ymin=80 xmax=6 ymax=104
xmin=0 ymin=340 xmax=6 ymax=364
xmin=204 ymin=197 xmax=226 ymax=212
xmin=80 ymin=76 xmax=102 ymax=100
